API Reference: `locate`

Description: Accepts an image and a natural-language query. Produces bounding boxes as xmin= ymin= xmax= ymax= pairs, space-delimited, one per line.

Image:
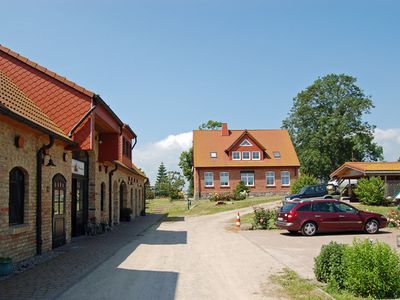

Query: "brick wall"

xmin=0 ymin=119 xmax=71 ymax=261
xmin=194 ymin=166 xmax=298 ymax=199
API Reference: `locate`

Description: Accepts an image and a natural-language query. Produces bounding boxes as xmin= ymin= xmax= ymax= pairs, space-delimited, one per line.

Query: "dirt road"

xmin=59 ymin=203 xmax=283 ymax=300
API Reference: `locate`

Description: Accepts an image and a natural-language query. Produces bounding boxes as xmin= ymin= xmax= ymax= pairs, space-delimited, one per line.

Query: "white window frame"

xmin=220 ymin=172 xmax=229 ymax=187
xmin=241 ymin=172 xmax=255 ymax=187
xmin=266 ymin=171 xmax=275 ymax=186
xmin=210 ymin=152 xmax=217 ymax=158
xmin=252 ymin=151 xmax=260 ymax=160
xmin=239 ymin=139 xmax=252 ymax=146
xmin=232 ymin=151 xmax=241 ymax=160
xmin=273 ymin=151 xmax=281 ymax=159
xmin=242 ymin=151 xmax=251 ymax=160
xmin=281 ymin=171 xmax=290 ymax=186
xmin=204 ymin=172 xmax=214 ymax=187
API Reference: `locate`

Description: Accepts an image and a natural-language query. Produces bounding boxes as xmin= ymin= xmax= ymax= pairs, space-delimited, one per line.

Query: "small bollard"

xmin=186 ymin=195 xmax=191 ymax=210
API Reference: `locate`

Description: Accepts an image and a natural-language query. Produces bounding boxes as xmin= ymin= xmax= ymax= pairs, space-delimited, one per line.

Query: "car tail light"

xmin=287 ymin=210 xmax=297 ymax=221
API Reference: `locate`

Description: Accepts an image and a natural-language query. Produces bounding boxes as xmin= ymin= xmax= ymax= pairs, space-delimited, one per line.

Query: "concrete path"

xmin=59 ymin=202 xmax=283 ymax=300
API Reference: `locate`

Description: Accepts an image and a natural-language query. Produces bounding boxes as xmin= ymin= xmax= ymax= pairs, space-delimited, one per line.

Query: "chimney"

xmin=221 ymin=123 xmax=229 ymax=136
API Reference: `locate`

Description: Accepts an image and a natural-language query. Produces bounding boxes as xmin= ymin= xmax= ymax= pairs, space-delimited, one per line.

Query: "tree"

xmin=282 ymin=74 xmax=383 ymax=179
xmin=290 ymin=174 xmax=319 ymax=194
xmin=198 ymin=120 xmax=222 ymax=130
xmin=179 ymin=148 xmax=193 ymax=196
xmin=179 ymin=120 xmax=222 ymax=196
xmin=154 ymin=162 xmax=169 ymax=197
xmin=166 ymin=171 xmax=186 ymax=199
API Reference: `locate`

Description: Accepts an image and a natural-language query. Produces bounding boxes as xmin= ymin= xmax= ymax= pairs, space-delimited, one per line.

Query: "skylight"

xmin=273 ymin=151 xmax=281 ymax=158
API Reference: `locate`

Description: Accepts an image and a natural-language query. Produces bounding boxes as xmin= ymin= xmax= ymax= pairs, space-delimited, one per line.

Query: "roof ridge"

xmin=0 ymin=44 xmax=94 ymax=98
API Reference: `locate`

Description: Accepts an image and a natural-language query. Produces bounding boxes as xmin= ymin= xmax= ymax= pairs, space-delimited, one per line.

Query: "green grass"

xmin=352 ymin=203 xmax=393 ymax=215
xmin=240 ymin=212 xmax=254 ymax=225
xmin=146 ymin=195 xmax=281 ymax=218
xmin=271 ymin=268 xmax=366 ymax=300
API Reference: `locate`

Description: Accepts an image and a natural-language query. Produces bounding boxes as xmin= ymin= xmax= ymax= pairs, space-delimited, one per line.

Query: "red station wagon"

xmin=275 ymin=200 xmax=387 ymax=236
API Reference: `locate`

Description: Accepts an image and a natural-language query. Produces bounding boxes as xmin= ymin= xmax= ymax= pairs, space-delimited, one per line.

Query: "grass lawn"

xmin=146 ymin=195 xmax=281 ymax=218
xmin=352 ymin=203 xmax=396 ymax=216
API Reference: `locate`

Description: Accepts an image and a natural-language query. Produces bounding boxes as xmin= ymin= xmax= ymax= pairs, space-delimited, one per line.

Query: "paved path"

xmin=59 ymin=202 xmax=283 ymax=300
xmin=0 ymin=214 xmax=165 ymax=300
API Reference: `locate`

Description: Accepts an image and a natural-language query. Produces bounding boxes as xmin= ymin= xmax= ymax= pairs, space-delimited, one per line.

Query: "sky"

xmin=1 ymin=0 xmax=399 ymax=183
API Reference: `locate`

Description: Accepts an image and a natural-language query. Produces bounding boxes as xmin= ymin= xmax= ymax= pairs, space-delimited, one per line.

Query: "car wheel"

xmin=288 ymin=230 xmax=297 ymax=235
xmin=302 ymin=222 xmax=317 ymax=236
xmin=365 ymin=219 xmax=379 ymax=234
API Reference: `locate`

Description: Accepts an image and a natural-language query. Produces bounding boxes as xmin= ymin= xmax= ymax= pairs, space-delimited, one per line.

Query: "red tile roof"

xmin=193 ymin=129 xmax=300 ymax=168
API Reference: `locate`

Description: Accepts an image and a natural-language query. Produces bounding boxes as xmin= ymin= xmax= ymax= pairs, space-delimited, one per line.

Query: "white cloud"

xmin=133 ymin=132 xmax=193 ymax=184
xmin=374 ymin=128 xmax=400 ymax=161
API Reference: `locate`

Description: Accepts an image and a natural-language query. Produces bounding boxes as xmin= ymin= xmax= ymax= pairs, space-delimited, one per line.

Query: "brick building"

xmin=0 ymin=45 xmax=146 ymax=261
xmin=193 ymin=123 xmax=300 ymax=199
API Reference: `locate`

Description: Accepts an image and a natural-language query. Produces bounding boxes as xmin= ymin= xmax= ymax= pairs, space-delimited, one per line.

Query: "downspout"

xmin=36 ymin=135 xmax=55 ymax=255
xmin=131 ymin=136 xmax=137 ymax=150
xmin=68 ymin=100 xmax=97 ymax=138
xmin=108 ymin=164 xmax=118 ymax=226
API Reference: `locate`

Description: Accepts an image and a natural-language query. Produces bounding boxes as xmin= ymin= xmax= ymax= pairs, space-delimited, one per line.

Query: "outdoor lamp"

xmin=45 ymin=155 xmax=56 ymax=167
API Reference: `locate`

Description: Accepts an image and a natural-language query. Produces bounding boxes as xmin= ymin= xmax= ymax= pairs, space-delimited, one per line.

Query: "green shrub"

xmin=145 ymin=186 xmax=155 ymax=200
xmin=209 ymin=192 xmax=233 ymax=202
xmin=252 ymin=207 xmax=277 ymax=229
xmin=314 ymin=242 xmax=347 ymax=289
xmin=342 ymin=239 xmax=400 ymax=299
xmin=354 ymin=176 xmax=386 ymax=205
xmin=234 ymin=181 xmax=249 ymax=200
xmin=290 ymin=174 xmax=319 ymax=194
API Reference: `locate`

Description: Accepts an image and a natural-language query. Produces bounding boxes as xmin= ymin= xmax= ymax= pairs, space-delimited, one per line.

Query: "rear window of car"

xmin=297 ymin=204 xmax=312 ymax=212
xmin=280 ymin=203 xmax=297 ymax=213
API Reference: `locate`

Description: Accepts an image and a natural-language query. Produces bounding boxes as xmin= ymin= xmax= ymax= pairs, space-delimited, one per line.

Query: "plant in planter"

xmin=121 ymin=208 xmax=133 ymax=222
xmin=0 ymin=257 xmax=13 ymax=276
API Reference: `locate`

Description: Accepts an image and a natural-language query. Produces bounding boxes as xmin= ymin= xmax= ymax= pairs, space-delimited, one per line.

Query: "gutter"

xmin=36 ymin=135 xmax=55 ymax=255
xmin=131 ymin=136 xmax=137 ymax=150
xmin=108 ymin=164 xmax=118 ymax=226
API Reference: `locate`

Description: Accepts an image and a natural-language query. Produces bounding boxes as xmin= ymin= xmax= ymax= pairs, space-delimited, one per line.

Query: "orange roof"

xmin=0 ymin=44 xmax=94 ymax=98
xmin=0 ymin=70 xmax=71 ymax=141
xmin=331 ymin=162 xmax=400 ymax=178
xmin=193 ymin=129 xmax=300 ymax=168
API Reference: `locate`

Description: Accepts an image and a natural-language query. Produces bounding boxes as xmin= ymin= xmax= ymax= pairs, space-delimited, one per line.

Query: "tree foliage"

xmin=282 ymin=74 xmax=383 ymax=179
xmin=290 ymin=174 xmax=319 ymax=194
xmin=167 ymin=171 xmax=185 ymax=199
xmin=198 ymin=120 xmax=222 ymax=130
xmin=155 ymin=162 xmax=169 ymax=197
xmin=354 ymin=176 xmax=386 ymax=205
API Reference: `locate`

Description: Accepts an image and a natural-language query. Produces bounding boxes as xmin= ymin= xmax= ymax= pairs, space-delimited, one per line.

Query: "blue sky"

xmin=1 ymin=1 xmax=400 ymax=182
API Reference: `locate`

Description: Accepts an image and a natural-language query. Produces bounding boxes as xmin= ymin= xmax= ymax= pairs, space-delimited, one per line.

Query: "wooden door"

xmin=53 ymin=174 xmax=66 ymax=248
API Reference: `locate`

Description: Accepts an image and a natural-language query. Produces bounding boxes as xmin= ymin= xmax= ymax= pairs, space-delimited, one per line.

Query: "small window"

xmin=333 ymin=202 xmax=357 ymax=214
xmin=9 ymin=168 xmax=25 ymax=225
xmin=220 ymin=172 xmax=229 ymax=187
xmin=280 ymin=203 xmax=297 ymax=213
xmin=239 ymin=139 xmax=252 ymax=146
xmin=204 ymin=172 xmax=214 ymax=187
xmin=266 ymin=171 xmax=275 ymax=186
xmin=241 ymin=172 xmax=254 ymax=187
xmin=252 ymin=151 xmax=260 ymax=160
xmin=232 ymin=151 xmax=241 ymax=160
xmin=210 ymin=152 xmax=217 ymax=158
xmin=273 ymin=151 xmax=281 ymax=158
xmin=281 ymin=171 xmax=290 ymax=186
xmin=242 ymin=151 xmax=250 ymax=160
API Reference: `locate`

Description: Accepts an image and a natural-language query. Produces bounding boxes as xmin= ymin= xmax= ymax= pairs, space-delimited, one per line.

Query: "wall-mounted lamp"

xmin=63 ymin=152 xmax=69 ymax=162
xmin=45 ymin=154 xmax=56 ymax=167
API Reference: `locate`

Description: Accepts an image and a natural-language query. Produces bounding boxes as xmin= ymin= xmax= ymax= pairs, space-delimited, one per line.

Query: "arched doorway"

xmin=53 ymin=174 xmax=66 ymax=248
xmin=119 ymin=181 xmax=128 ymax=221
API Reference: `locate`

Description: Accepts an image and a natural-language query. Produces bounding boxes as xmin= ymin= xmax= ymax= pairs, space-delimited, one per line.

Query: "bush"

xmin=354 ymin=176 xmax=386 ymax=205
xmin=145 ymin=186 xmax=155 ymax=200
xmin=170 ymin=190 xmax=184 ymax=200
xmin=290 ymin=174 xmax=319 ymax=194
xmin=387 ymin=209 xmax=400 ymax=228
xmin=252 ymin=207 xmax=277 ymax=229
xmin=342 ymin=239 xmax=400 ymax=299
xmin=209 ymin=192 xmax=234 ymax=202
xmin=314 ymin=242 xmax=347 ymax=289
xmin=234 ymin=181 xmax=249 ymax=200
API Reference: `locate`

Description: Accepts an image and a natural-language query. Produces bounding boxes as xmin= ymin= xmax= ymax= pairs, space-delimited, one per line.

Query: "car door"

xmin=311 ymin=201 xmax=338 ymax=231
xmin=333 ymin=202 xmax=363 ymax=231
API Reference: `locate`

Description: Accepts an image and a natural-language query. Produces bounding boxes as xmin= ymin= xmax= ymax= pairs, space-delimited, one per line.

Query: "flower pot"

xmin=0 ymin=261 xmax=13 ymax=276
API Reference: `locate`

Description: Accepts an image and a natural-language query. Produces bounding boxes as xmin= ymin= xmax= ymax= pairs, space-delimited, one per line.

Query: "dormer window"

xmin=123 ymin=138 xmax=131 ymax=158
xmin=252 ymin=151 xmax=260 ymax=160
xmin=273 ymin=151 xmax=281 ymax=159
xmin=239 ymin=139 xmax=252 ymax=146
xmin=242 ymin=151 xmax=250 ymax=160
xmin=210 ymin=152 xmax=217 ymax=158
xmin=232 ymin=151 xmax=241 ymax=160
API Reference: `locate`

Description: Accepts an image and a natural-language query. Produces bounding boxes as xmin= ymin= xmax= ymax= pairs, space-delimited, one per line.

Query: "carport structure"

xmin=331 ymin=162 xmax=400 ymax=197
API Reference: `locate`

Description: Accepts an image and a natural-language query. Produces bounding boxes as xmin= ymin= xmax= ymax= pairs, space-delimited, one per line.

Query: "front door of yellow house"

xmin=52 ymin=174 xmax=66 ymax=248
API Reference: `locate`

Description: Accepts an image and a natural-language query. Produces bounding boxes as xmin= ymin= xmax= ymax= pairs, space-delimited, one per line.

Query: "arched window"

xmin=9 ymin=168 xmax=25 ymax=225
xmin=101 ymin=182 xmax=106 ymax=211
xmin=53 ymin=174 xmax=66 ymax=216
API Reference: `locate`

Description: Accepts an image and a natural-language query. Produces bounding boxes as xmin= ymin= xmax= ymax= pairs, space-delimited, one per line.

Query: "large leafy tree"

xmin=282 ymin=74 xmax=383 ymax=180
xmin=179 ymin=120 xmax=222 ymax=196
xmin=154 ymin=162 xmax=169 ymax=197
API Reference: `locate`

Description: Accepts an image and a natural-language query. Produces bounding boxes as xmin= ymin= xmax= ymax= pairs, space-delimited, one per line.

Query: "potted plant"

xmin=0 ymin=257 xmax=13 ymax=276
xmin=120 ymin=208 xmax=133 ymax=222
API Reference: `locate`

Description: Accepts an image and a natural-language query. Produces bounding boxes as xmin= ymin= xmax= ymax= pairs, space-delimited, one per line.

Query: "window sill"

xmin=8 ymin=224 xmax=30 ymax=235
xmin=281 ymin=185 xmax=290 ymax=187
xmin=220 ymin=186 xmax=230 ymax=188
xmin=204 ymin=186 xmax=215 ymax=188
xmin=266 ymin=185 xmax=276 ymax=187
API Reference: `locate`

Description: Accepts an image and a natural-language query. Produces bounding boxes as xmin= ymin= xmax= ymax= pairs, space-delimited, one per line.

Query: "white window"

xmin=232 ymin=151 xmax=241 ymax=160
xmin=220 ymin=172 xmax=229 ymax=187
xmin=242 ymin=151 xmax=250 ymax=160
xmin=204 ymin=172 xmax=214 ymax=187
xmin=266 ymin=171 xmax=275 ymax=186
xmin=239 ymin=139 xmax=252 ymax=146
xmin=252 ymin=151 xmax=260 ymax=160
xmin=273 ymin=151 xmax=281 ymax=159
xmin=281 ymin=171 xmax=290 ymax=186
xmin=241 ymin=172 xmax=255 ymax=187
xmin=210 ymin=152 xmax=217 ymax=158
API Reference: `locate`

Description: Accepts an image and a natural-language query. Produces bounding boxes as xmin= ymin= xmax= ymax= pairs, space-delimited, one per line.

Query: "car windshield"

xmin=299 ymin=187 xmax=307 ymax=194
xmin=280 ymin=203 xmax=297 ymax=213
